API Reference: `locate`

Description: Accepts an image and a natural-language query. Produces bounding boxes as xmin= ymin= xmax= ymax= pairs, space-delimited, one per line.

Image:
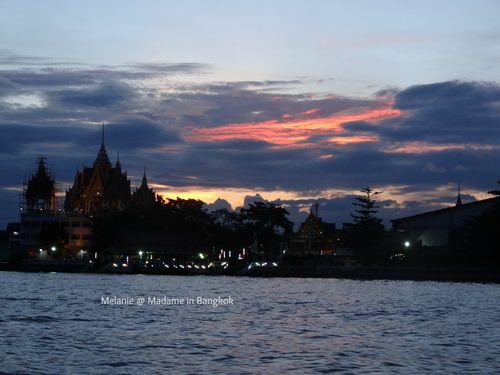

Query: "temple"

xmin=131 ymin=167 xmax=158 ymax=208
xmin=17 ymin=157 xmax=64 ymax=257
xmin=24 ymin=157 xmax=56 ymax=211
xmin=13 ymin=126 xmax=159 ymax=258
xmin=291 ymin=204 xmax=336 ymax=256
xmin=64 ymin=127 xmax=131 ymax=214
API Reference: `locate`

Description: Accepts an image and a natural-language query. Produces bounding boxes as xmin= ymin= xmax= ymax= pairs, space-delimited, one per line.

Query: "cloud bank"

xmin=1 ymin=53 xmax=499 ymax=227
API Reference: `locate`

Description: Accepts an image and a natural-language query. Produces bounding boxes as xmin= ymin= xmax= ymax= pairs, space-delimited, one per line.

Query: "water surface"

xmin=1 ymin=272 xmax=499 ymax=374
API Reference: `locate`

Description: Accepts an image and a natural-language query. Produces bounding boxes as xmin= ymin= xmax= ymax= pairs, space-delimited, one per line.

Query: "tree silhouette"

xmin=351 ymin=187 xmax=383 ymax=225
xmin=239 ymin=202 xmax=293 ymax=257
xmin=347 ymin=187 xmax=386 ymax=264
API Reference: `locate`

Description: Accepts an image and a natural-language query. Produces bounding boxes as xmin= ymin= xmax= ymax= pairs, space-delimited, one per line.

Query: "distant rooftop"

xmin=391 ymin=196 xmax=500 ymax=224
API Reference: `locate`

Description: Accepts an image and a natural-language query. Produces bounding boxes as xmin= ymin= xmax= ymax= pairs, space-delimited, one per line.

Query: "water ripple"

xmin=1 ymin=272 xmax=500 ymax=374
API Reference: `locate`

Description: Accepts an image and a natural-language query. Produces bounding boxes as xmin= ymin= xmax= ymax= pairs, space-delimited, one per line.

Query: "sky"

xmin=1 ymin=0 xmax=500 ymax=228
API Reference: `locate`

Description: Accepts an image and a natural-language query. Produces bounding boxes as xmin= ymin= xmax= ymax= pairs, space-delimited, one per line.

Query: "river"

xmin=1 ymin=272 xmax=499 ymax=374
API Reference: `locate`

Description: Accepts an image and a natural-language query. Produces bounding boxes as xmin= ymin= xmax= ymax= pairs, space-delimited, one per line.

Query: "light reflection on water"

xmin=1 ymin=272 xmax=499 ymax=374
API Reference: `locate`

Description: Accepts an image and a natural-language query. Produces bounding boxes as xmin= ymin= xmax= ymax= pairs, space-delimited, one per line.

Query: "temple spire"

xmin=115 ymin=150 xmax=121 ymax=169
xmin=93 ymin=123 xmax=111 ymax=169
xmin=456 ymin=182 xmax=463 ymax=206
xmin=132 ymin=165 xmax=156 ymax=208
xmin=101 ymin=123 xmax=105 ymax=146
xmin=141 ymin=166 xmax=148 ymax=187
xmin=37 ymin=156 xmax=47 ymax=174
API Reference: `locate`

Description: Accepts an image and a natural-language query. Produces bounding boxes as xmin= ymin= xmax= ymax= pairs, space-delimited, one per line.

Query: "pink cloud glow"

xmin=187 ymin=107 xmax=400 ymax=147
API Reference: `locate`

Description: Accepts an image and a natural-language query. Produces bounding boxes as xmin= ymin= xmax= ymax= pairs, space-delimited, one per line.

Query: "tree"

xmin=239 ymin=202 xmax=293 ymax=258
xmin=209 ymin=208 xmax=243 ymax=250
xmin=347 ymin=187 xmax=386 ymax=264
xmin=351 ymin=187 xmax=383 ymax=225
xmin=93 ymin=197 xmax=213 ymax=255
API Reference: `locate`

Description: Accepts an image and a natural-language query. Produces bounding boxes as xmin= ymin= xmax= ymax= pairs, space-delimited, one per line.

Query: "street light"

xmin=51 ymin=246 xmax=56 ymax=252
xmin=404 ymin=241 xmax=410 ymax=248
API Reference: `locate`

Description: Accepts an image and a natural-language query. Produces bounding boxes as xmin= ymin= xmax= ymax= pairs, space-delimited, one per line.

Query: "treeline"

xmin=93 ymin=188 xmax=391 ymax=263
xmin=39 ymin=185 xmax=500 ymax=269
xmin=93 ymin=198 xmax=293 ymax=258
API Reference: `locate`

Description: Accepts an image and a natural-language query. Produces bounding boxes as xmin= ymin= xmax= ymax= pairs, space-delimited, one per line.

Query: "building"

xmin=10 ymin=128 xmax=158 ymax=259
xmin=24 ymin=157 xmax=56 ymax=211
xmin=291 ymin=204 xmax=336 ymax=256
xmin=131 ymin=167 xmax=158 ymax=208
xmin=63 ymin=127 xmax=134 ymax=255
xmin=18 ymin=157 xmax=65 ymax=257
xmin=391 ymin=193 xmax=500 ymax=249
xmin=64 ymin=127 xmax=131 ymax=215
xmin=64 ymin=214 xmax=92 ymax=254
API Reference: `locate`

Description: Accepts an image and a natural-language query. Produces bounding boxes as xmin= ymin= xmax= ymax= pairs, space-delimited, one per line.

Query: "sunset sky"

xmin=1 ymin=0 xmax=500 ymax=227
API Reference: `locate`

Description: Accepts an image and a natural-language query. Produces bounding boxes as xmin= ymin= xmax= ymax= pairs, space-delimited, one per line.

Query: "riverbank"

xmin=1 ymin=260 xmax=499 ymax=283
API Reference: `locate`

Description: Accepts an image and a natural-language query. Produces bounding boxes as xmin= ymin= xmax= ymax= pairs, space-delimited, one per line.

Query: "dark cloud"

xmin=0 ymin=69 xmax=101 ymax=87
xmin=124 ymin=62 xmax=210 ymax=74
xmin=0 ymin=50 xmax=83 ymax=67
xmin=383 ymin=81 xmax=500 ymax=144
xmin=50 ymin=81 xmax=135 ymax=108
xmin=77 ymin=116 xmax=184 ymax=151
xmin=0 ymin=123 xmax=87 ymax=154
xmin=394 ymin=81 xmax=500 ymax=110
xmin=1 ymin=59 xmax=500 ymax=229
xmin=0 ymin=76 xmax=19 ymax=92
xmin=341 ymin=121 xmax=378 ymax=133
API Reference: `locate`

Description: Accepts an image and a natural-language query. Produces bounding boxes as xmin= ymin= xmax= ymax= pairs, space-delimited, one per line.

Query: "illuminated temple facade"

xmin=64 ymin=130 xmax=131 ymax=214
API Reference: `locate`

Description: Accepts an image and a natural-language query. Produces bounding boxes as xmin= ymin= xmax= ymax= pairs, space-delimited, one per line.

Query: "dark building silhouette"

xmin=392 ymin=195 xmax=500 ymax=249
xmin=24 ymin=157 xmax=56 ymax=211
xmin=65 ymin=127 xmax=131 ymax=214
xmin=131 ymin=167 xmax=157 ymax=208
xmin=18 ymin=158 xmax=65 ymax=256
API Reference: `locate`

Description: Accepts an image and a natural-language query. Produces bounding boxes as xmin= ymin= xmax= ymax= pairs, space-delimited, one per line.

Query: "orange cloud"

xmin=301 ymin=108 xmax=320 ymax=115
xmin=187 ymin=107 xmax=400 ymax=147
xmin=328 ymin=135 xmax=379 ymax=144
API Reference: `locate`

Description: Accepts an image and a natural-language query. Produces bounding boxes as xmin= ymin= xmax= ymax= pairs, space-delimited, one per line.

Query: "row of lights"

xmin=247 ymin=262 xmax=279 ymax=270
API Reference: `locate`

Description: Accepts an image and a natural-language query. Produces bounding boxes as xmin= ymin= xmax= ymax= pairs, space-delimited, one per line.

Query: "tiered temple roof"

xmin=25 ymin=157 xmax=56 ymax=211
xmin=64 ymin=127 xmax=130 ymax=214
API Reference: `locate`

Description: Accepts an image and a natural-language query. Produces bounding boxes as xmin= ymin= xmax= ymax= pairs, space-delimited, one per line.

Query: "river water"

xmin=1 ymin=272 xmax=499 ymax=374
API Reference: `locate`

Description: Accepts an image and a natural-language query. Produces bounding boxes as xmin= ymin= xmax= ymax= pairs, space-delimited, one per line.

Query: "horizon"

xmin=2 ymin=0 xmax=500 ymax=228
xmin=6 ymin=141 xmax=495 ymax=230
